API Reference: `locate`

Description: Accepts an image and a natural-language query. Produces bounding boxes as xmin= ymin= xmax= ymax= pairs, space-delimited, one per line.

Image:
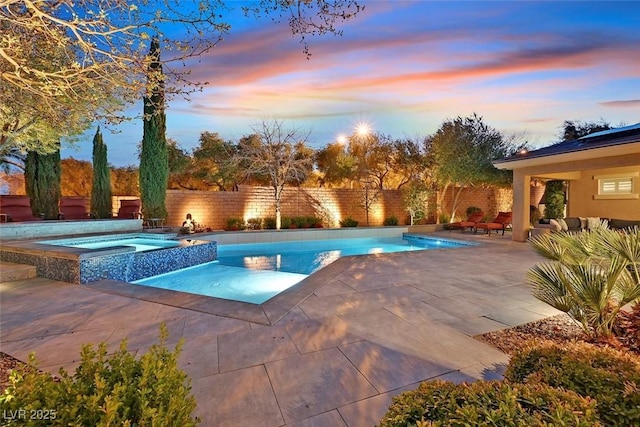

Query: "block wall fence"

xmin=151 ymin=185 xmax=514 ymax=229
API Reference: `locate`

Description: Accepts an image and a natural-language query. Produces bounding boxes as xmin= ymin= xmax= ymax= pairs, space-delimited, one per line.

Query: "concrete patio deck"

xmin=0 ymin=231 xmax=560 ymax=426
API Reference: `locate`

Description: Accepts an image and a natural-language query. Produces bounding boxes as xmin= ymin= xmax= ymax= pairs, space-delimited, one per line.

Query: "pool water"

xmin=134 ymin=236 xmax=473 ymax=304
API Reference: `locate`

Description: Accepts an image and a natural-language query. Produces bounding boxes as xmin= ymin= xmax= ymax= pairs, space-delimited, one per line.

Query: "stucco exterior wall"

xmin=568 ymin=165 xmax=640 ymax=220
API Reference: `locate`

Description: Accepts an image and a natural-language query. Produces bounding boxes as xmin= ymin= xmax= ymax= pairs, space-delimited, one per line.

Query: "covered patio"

xmin=495 ymin=123 xmax=640 ymax=241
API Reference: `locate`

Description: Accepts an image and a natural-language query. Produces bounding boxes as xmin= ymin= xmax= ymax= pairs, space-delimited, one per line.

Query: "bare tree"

xmin=0 ymin=1 xmax=363 ymax=157
xmin=234 ymin=119 xmax=313 ymax=229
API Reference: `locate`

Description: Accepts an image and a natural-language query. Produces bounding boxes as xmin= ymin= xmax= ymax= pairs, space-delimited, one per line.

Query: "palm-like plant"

xmin=528 ymin=227 xmax=640 ymax=339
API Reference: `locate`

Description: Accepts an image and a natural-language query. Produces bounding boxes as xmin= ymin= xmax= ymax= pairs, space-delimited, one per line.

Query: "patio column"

xmin=512 ymin=170 xmax=530 ymax=242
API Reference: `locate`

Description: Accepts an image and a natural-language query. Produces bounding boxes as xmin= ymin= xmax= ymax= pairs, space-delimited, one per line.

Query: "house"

xmin=494 ymin=123 xmax=640 ymax=242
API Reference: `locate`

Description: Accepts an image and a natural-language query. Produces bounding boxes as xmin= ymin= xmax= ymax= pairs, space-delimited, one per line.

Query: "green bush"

xmin=383 ymin=216 xmax=399 ymax=226
xmin=263 ymin=217 xmax=277 ymax=229
xmin=280 ymin=216 xmax=292 ymax=229
xmin=291 ymin=216 xmax=308 ymax=228
xmin=528 ymin=227 xmax=640 ymax=338
xmin=224 ymin=217 xmax=246 ymax=231
xmin=438 ymin=213 xmax=450 ymax=224
xmin=466 ymin=206 xmax=482 ymax=216
xmin=379 ymin=379 xmax=598 ymax=426
xmin=305 ymin=216 xmax=323 ymax=228
xmin=246 ymin=217 xmax=263 ymax=230
xmin=543 ymin=180 xmax=565 ymax=219
xmin=505 ymin=341 xmax=640 ymax=426
xmin=0 ymin=325 xmax=199 ymax=426
xmin=339 ymin=217 xmax=358 ymax=227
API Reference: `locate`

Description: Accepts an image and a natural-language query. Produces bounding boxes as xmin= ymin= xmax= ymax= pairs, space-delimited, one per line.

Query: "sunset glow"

xmin=60 ymin=1 xmax=640 ymax=166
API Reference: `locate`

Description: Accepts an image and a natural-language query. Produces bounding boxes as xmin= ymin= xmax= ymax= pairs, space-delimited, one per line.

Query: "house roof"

xmin=494 ymin=122 xmax=640 ymax=166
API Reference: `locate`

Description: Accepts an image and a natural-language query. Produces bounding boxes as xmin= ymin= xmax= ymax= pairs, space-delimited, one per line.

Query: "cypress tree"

xmin=25 ymin=146 xmax=61 ymax=219
xmin=91 ymin=127 xmax=113 ymax=218
xmin=139 ymin=37 xmax=168 ymax=220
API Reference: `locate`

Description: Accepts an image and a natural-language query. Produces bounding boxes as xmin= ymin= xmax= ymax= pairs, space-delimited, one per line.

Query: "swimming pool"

xmin=39 ymin=234 xmax=180 ymax=252
xmin=134 ymin=235 xmax=474 ymax=304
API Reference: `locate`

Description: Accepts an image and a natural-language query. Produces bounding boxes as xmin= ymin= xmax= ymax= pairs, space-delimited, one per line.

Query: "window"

xmin=593 ymin=172 xmax=639 ymax=200
xmin=599 ymin=177 xmax=633 ymax=194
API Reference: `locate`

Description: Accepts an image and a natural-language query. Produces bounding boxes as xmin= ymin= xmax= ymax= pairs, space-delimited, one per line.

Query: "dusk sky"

xmin=61 ymin=1 xmax=640 ymax=167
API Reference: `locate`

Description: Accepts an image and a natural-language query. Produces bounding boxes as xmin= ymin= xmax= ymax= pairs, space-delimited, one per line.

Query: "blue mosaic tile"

xmin=79 ymin=241 xmax=217 ymax=284
xmin=1 ymin=237 xmax=217 ymax=285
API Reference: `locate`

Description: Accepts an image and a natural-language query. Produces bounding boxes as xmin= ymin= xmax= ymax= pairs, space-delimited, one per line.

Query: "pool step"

xmin=0 ymin=261 xmax=37 ymax=282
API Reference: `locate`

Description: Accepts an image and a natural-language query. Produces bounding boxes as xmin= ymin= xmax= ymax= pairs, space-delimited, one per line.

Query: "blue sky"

xmin=61 ymin=1 xmax=640 ymax=166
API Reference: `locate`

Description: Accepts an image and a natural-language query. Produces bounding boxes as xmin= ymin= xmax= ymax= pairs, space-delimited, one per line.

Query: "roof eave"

xmin=493 ymin=141 xmax=640 ymax=170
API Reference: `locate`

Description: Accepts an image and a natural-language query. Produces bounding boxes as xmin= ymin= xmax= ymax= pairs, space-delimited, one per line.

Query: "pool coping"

xmin=84 ymin=255 xmax=356 ymax=325
xmin=83 ymin=237 xmax=480 ymax=326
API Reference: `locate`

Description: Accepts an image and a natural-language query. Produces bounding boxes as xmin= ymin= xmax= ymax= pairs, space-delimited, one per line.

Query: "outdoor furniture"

xmin=117 ymin=199 xmax=142 ymax=219
xmin=0 ymin=195 xmax=41 ymax=222
xmin=58 ymin=197 xmax=92 ymax=220
xmin=145 ymin=218 xmax=164 ymax=229
xmin=448 ymin=211 xmax=485 ymax=232
xmin=475 ymin=211 xmax=513 ymax=235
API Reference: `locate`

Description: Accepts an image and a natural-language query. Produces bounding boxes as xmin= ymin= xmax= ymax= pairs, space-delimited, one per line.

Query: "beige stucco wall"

xmin=568 ymin=165 xmax=640 ymax=220
xmin=503 ymin=151 xmax=640 ymax=241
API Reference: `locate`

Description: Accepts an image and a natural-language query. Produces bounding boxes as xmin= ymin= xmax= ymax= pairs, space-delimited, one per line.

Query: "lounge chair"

xmin=448 ymin=211 xmax=485 ymax=232
xmin=475 ymin=212 xmax=512 ymax=235
xmin=58 ymin=197 xmax=92 ymax=220
xmin=117 ymin=199 xmax=142 ymax=219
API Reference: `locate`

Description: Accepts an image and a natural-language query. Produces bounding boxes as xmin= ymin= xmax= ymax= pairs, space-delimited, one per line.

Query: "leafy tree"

xmin=139 ymin=38 xmax=169 ymax=220
xmin=402 ymin=181 xmax=433 ymax=225
xmin=349 ymin=132 xmax=395 ymax=190
xmin=1 ymin=1 xmax=362 ymax=155
xmin=315 ymin=142 xmax=357 ymax=188
xmin=0 ymin=8 xmax=94 ymax=159
xmin=111 ymin=165 xmax=139 ymax=196
xmin=428 ymin=114 xmax=513 ymax=222
xmin=167 ymin=138 xmax=198 ymax=190
xmin=391 ymin=137 xmax=431 ymax=190
xmin=91 ymin=128 xmax=112 ymax=218
xmin=234 ymin=119 xmax=313 ymax=229
xmin=61 ymin=158 xmax=93 ymax=197
xmin=25 ymin=147 xmax=61 ymax=219
xmin=560 ymin=120 xmax=613 ymax=141
xmin=192 ymin=132 xmax=241 ymax=191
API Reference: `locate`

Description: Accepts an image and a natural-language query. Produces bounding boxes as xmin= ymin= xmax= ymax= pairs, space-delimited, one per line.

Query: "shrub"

xmin=505 ymin=341 xmax=640 ymax=426
xmin=528 ymin=227 xmax=640 ymax=338
xmin=305 ymin=216 xmax=323 ymax=228
xmin=246 ymin=217 xmax=263 ymax=230
xmin=379 ymin=379 xmax=598 ymax=426
xmin=0 ymin=325 xmax=199 ymax=426
xmin=263 ymin=217 xmax=277 ymax=229
xmin=280 ymin=216 xmax=292 ymax=229
xmin=383 ymin=216 xmax=399 ymax=226
xmin=291 ymin=216 xmax=308 ymax=228
xmin=543 ymin=179 xmax=565 ymax=219
xmin=466 ymin=206 xmax=482 ymax=216
xmin=224 ymin=217 xmax=246 ymax=231
xmin=339 ymin=217 xmax=358 ymax=227
xmin=438 ymin=213 xmax=450 ymax=224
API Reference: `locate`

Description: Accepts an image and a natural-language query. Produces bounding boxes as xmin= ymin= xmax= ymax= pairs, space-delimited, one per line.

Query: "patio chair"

xmin=58 ymin=197 xmax=92 ymax=220
xmin=475 ymin=212 xmax=512 ymax=235
xmin=117 ymin=199 xmax=143 ymax=219
xmin=0 ymin=195 xmax=42 ymax=222
xmin=448 ymin=211 xmax=485 ymax=232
